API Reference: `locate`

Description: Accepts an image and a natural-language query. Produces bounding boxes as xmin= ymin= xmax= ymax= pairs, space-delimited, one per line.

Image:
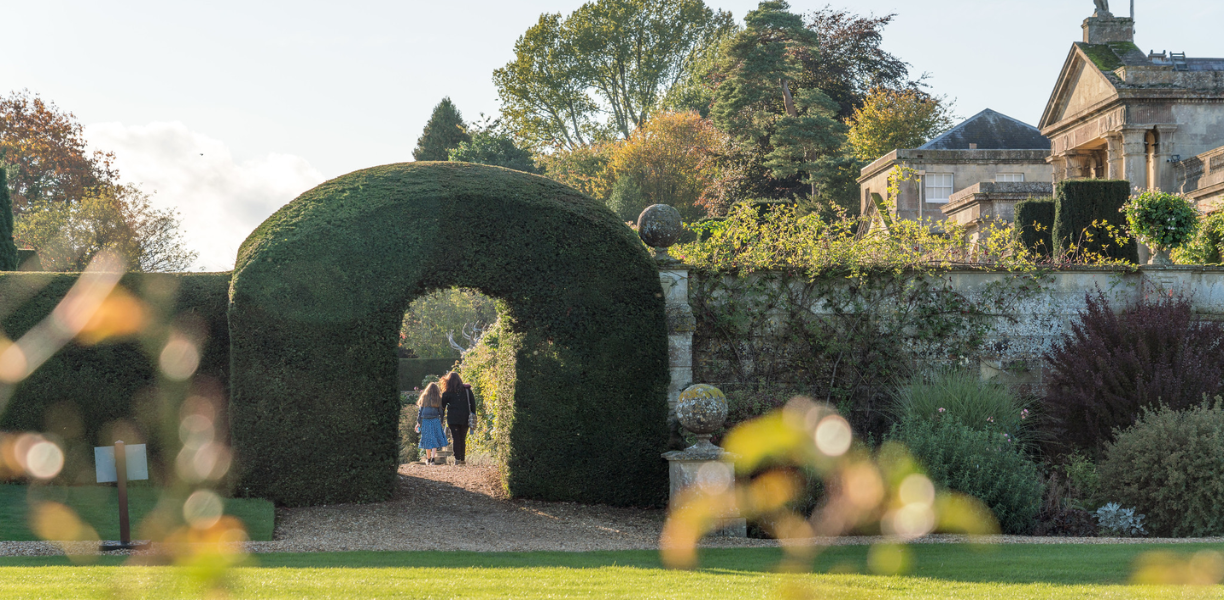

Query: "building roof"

xmin=919 ymin=109 xmax=1049 ymax=150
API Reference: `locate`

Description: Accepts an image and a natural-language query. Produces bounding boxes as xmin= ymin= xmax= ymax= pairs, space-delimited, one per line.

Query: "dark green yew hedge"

xmin=1014 ymin=198 xmax=1054 ymax=257
xmin=1053 ymin=180 xmax=1138 ymax=263
xmin=228 ymin=162 xmax=670 ymax=507
xmin=0 ymin=273 xmax=231 ymax=481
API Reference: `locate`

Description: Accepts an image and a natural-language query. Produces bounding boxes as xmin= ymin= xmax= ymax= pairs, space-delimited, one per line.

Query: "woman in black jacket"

xmin=439 ymin=372 xmax=476 ymax=465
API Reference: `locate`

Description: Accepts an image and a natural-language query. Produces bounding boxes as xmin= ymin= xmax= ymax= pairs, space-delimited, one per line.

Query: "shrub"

xmin=1042 ymin=291 xmax=1224 ymax=452
xmin=0 ymin=168 xmax=17 ymax=271
xmin=892 ymin=417 xmax=1043 ymax=535
xmin=1098 ymin=401 xmax=1224 ymax=537
xmin=892 ymin=369 xmax=1035 ymax=446
xmin=1014 ymin=197 xmax=1054 ymax=257
xmin=1052 ymin=179 xmax=1138 ymax=263
xmin=1122 ymin=190 xmax=1198 ymax=254
xmin=0 ymin=272 xmax=231 ymax=483
xmin=228 ymin=162 xmax=670 ymax=507
xmin=1094 ymin=503 xmax=1147 ymax=537
xmin=1174 ymin=210 xmax=1224 ymax=264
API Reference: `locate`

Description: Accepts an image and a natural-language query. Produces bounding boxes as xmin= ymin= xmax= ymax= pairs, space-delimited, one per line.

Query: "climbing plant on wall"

xmin=672 ymin=204 xmax=1046 ymax=435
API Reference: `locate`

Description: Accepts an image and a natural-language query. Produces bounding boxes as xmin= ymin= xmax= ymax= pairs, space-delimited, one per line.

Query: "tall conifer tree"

xmin=412 ymin=98 xmax=472 ymax=161
xmin=0 ymin=167 xmax=18 ymax=271
xmin=710 ymin=1 xmax=845 ymax=195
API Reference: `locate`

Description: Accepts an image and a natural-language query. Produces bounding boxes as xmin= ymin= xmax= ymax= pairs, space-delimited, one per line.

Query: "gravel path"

xmin=4 ymin=464 xmax=1224 ymax=557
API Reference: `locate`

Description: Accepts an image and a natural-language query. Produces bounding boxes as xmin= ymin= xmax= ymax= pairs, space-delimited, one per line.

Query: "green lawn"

xmin=1 ymin=545 xmax=1223 ymax=598
xmin=0 ymin=484 xmax=275 ymax=541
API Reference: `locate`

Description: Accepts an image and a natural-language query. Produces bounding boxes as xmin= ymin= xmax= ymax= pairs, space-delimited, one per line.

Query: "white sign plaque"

xmin=94 ymin=445 xmax=149 ymax=483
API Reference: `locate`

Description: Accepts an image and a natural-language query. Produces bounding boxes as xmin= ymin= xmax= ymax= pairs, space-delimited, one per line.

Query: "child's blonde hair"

xmin=417 ymin=382 xmax=442 ymax=408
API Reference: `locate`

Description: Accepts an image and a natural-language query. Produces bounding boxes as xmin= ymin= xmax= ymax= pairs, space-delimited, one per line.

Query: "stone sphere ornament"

xmin=637 ymin=204 xmax=683 ymax=256
xmin=675 ymin=384 xmax=728 ymax=447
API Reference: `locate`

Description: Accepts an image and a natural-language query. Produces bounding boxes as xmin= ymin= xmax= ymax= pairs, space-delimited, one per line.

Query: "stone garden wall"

xmin=689 ymin=266 xmax=1224 ymax=394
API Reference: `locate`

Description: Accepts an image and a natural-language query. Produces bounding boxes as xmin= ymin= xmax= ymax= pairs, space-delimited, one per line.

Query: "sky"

xmin=3 ymin=0 xmax=1222 ymax=270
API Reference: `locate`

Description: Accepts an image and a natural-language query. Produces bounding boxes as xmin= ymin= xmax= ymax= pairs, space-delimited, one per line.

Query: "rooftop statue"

xmin=1094 ymin=0 xmax=1111 ymax=16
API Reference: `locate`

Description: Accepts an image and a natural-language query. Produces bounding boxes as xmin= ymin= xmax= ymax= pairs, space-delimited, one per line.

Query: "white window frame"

xmin=996 ymin=173 xmax=1025 ymax=183
xmin=925 ymin=173 xmax=954 ymax=203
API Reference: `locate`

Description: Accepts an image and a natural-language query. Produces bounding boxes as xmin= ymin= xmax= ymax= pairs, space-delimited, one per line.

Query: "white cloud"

xmin=85 ymin=121 xmax=326 ymax=272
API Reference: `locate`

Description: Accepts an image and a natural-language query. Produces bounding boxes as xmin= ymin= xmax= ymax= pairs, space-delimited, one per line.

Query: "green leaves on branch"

xmin=671 ymin=202 xmax=1038 ymax=277
xmin=1122 ymin=190 xmax=1199 ymax=252
xmin=494 ymin=0 xmax=735 ymax=149
xmin=448 ymin=117 xmax=541 ymax=174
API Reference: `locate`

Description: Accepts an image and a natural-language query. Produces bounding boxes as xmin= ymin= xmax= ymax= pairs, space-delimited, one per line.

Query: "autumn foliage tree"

xmin=0 ymin=90 xmax=118 ymax=213
xmin=1 ymin=89 xmax=196 ymax=272
xmin=847 ymin=87 xmax=956 ymax=161
xmin=605 ymin=111 xmax=723 ymax=220
xmin=15 ymin=185 xmax=196 ymax=272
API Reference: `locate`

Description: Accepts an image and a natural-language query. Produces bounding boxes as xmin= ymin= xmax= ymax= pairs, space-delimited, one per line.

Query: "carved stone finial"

xmin=674 ymin=384 xmax=728 ymax=452
xmin=1093 ymin=0 xmax=1111 ymax=17
xmin=637 ymin=204 xmax=683 ymax=258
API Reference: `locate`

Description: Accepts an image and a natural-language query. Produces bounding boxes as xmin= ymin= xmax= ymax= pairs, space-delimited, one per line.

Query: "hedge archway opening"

xmin=228 ymin=162 xmax=669 ymax=507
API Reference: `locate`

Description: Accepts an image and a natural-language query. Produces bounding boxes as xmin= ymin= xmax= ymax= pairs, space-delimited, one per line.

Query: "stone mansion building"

xmin=861 ymin=7 xmax=1224 ymax=238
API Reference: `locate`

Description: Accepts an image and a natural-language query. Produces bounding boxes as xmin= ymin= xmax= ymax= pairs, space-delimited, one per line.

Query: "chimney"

xmin=1083 ymin=14 xmax=1135 ymax=45
xmin=969 ymin=143 xmax=978 ymax=150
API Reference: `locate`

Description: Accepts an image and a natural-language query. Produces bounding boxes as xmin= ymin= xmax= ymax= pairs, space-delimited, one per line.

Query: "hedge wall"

xmin=1052 ymin=180 xmax=1138 ymax=262
xmin=0 ymin=272 xmax=231 ymax=482
xmin=1015 ymin=198 xmax=1055 ymax=257
xmin=228 ymin=162 xmax=670 ymax=507
xmin=397 ymin=358 xmax=458 ymax=391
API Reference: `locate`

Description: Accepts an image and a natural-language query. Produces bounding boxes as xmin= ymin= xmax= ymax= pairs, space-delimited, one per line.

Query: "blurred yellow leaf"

xmin=723 ymin=412 xmax=815 ymax=475
xmin=77 ymin=286 xmax=147 ymax=345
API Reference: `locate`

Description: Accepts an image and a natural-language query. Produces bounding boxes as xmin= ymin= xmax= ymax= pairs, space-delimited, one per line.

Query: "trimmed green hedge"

xmin=228 ymin=162 xmax=670 ymax=507
xmin=397 ymin=358 xmax=458 ymax=391
xmin=1052 ymin=180 xmax=1138 ymax=262
xmin=0 ymin=273 xmax=231 ymax=483
xmin=1014 ymin=198 xmax=1054 ymax=257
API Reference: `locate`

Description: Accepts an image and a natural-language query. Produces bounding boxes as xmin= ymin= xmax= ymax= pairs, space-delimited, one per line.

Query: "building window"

xmin=925 ymin=173 xmax=953 ymax=203
xmin=996 ymin=173 xmax=1025 ymax=183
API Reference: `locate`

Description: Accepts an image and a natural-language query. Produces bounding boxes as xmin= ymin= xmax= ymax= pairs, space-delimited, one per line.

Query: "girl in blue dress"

xmin=415 ymin=382 xmax=448 ymax=465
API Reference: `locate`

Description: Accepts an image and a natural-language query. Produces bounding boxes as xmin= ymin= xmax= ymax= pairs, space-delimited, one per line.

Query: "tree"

xmin=847 ymin=88 xmax=955 ymax=161
xmin=798 ymin=9 xmax=917 ymax=121
xmin=0 ymin=90 xmax=118 ymax=213
xmin=709 ymin=1 xmax=847 ymax=197
xmin=538 ymin=143 xmax=619 ymax=201
xmin=412 ymin=98 xmax=471 ymax=161
xmin=400 ymin=288 xmax=499 ymax=359
xmin=494 ymin=0 xmax=734 ymax=149
xmin=15 ymin=184 xmax=196 ymax=272
xmin=606 ymin=111 xmax=724 ymax=221
xmin=0 ymin=166 xmax=17 ymax=270
xmin=448 ymin=117 xmax=541 ymax=174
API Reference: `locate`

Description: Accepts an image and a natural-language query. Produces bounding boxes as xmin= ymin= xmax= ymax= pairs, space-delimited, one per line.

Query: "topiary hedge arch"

xmin=228 ymin=162 xmax=669 ymax=507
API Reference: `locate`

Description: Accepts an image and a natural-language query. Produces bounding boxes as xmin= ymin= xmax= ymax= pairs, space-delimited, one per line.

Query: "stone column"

xmin=1120 ymin=128 xmax=1148 ymax=189
xmin=1048 ymin=155 xmax=1068 ymax=183
xmin=1105 ymin=132 xmax=1125 ymax=180
xmin=636 ymin=204 xmax=696 ymax=449
xmin=1155 ymin=125 xmax=1180 ymax=192
xmin=660 ymin=266 xmax=695 ymax=415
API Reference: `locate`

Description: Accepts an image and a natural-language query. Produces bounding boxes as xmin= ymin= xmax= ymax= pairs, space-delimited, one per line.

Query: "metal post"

xmin=115 ymin=440 xmax=130 ymax=546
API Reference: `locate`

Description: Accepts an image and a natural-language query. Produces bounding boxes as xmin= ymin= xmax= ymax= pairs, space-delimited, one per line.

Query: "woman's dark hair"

xmin=440 ymin=372 xmax=464 ymax=395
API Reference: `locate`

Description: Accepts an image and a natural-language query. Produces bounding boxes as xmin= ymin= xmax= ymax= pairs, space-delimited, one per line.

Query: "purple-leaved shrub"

xmin=1042 ymin=291 xmax=1224 ymax=452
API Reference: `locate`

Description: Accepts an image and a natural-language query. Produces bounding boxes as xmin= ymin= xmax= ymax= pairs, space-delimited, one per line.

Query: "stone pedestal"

xmin=659 ymin=264 xmax=695 ymax=413
xmin=662 ymin=443 xmax=746 ymax=538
